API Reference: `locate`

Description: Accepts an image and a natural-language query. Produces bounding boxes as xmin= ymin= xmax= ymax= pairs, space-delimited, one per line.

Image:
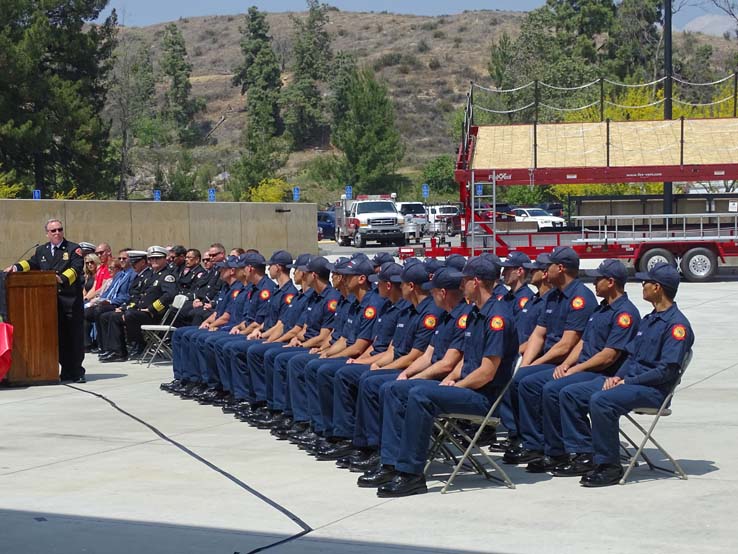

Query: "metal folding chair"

xmin=139 ymin=294 xmax=188 ymax=367
xmin=424 ymin=357 xmax=521 ymax=492
xmin=618 ymin=350 xmax=693 ymax=485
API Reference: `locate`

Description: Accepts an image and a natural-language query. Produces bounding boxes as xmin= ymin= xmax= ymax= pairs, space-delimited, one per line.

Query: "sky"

xmin=99 ymin=1 xmax=724 ymax=29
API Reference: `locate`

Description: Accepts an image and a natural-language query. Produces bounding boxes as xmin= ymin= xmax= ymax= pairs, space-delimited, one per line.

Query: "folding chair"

xmin=139 ymin=294 xmax=188 ymax=367
xmin=618 ymin=350 xmax=693 ymax=485
xmin=424 ymin=357 xmax=521 ymax=492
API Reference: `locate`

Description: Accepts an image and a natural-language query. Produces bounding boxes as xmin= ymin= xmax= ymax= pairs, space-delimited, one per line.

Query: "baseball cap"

xmin=268 ymin=250 xmax=293 ymax=266
xmin=303 ymin=256 xmax=331 ymax=279
xmin=634 ymin=262 xmax=680 ymax=297
xmin=444 ymin=254 xmax=467 ymax=271
xmin=549 ymin=246 xmax=580 ymax=270
xmin=146 ymin=245 xmax=168 ymax=258
xmin=369 ymin=262 xmax=403 ymax=283
xmin=371 ymin=252 xmax=395 ymax=267
xmin=586 ymin=259 xmax=628 ymax=286
xmin=422 ymin=267 xmax=463 ymax=291
xmin=215 ymin=254 xmax=246 ymax=269
xmin=334 ymin=257 xmax=374 ymax=276
xmin=500 ymin=251 xmax=531 ymax=268
xmin=424 ymin=258 xmax=444 ymax=274
xmin=289 ymin=253 xmax=312 ymax=270
xmin=523 ymin=253 xmax=552 ymax=270
xmin=460 ymin=256 xmax=499 ymax=281
xmin=241 ymin=252 xmax=266 ymax=267
xmin=391 ymin=263 xmax=430 ymax=284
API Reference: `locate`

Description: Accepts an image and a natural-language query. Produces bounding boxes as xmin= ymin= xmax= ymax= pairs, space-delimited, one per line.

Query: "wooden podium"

xmin=4 ymin=271 xmax=59 ymax=385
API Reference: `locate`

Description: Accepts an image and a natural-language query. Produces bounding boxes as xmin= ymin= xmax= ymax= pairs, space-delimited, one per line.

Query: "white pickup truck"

xmin=334 ymin=194 xmax=406 ymax=247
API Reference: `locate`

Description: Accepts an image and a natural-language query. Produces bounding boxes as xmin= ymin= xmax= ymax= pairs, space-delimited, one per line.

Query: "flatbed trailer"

xmin=402 ymin=83 xmax=738 ymax=281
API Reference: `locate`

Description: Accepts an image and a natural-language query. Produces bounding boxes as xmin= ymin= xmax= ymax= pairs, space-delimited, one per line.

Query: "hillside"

xmin=121 ymin=9 xmax=738 ymax=175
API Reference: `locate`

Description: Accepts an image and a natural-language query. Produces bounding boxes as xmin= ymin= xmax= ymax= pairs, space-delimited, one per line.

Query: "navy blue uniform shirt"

xmin=538 ymin=279 xmax=597 ymax=353
xmin=262 ymin=280 xmax=299 ymax=329
xmin=370 ymin=298 xmax=408 ymax=355
xmin=579 ymin=293 xmax=641 ymax=375
xmin=280 ymin=287 xmax=311 ymax=329
xmin=394 ymin=295 xmax=445 ymax=359
xmin=516 ymin=289 xmax=551 ymax=344
xmin=615 ymin=303 xmax=694 ymax=393
xmin=244 ymin=275 xmax=278 ymax=324
xmin=430 ymin=301 xmax=472 ymax=364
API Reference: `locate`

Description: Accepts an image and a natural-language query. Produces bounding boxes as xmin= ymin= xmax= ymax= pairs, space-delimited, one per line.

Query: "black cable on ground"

xmin=65 ymin=384 xmax=312 ymax=553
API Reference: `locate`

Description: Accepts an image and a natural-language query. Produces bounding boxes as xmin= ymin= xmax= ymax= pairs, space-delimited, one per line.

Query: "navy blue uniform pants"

xmin=559 ymin=376 xmax=666 ymax=465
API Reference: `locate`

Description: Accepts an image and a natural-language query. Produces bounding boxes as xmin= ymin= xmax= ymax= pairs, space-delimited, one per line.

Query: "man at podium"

xmin=4 ymin=218 xmax=86 ymax=382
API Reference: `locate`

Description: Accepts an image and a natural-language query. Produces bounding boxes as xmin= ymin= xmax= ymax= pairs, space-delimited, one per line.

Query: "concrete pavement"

xmin=1 ymin=279 xmax=737 ymax=554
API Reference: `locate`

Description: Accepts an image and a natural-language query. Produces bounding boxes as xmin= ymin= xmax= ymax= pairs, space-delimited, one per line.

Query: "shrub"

xmin=433 ymin=30 xmax=446 ymax=40
xmin=428 ymin=57 xmax=441 ymax=70
xmin=417 ymin=39 xmax=430 ymax=53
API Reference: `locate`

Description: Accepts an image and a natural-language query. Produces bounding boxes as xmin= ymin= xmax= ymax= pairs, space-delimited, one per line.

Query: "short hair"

xmin=232 ymin=248 xmax=246 ymax=255
xmin=187 ymin=248 xmax=201 ymax=259
xmin=119 ymin=248 xmax=132 ymax=253
xmin=171 ymin=245 xmax=187 ymax=257
xmin=210 ymin=242 xmax=226 ymax=253
xmin=45 ymin=218 xmax=63 ymax=232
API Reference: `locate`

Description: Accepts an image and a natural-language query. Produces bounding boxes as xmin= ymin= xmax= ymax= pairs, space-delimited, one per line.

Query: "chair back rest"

xmin=172 ymin=294 xmax=188 ymax=309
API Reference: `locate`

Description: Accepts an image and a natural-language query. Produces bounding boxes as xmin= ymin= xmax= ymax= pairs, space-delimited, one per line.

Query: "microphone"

xmin=4 ymin=243 xmax=40 ymax=272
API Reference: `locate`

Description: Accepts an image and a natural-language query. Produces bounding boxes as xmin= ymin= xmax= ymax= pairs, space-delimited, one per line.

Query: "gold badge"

xmin=63 ymin=252 xmax=69 ymax=260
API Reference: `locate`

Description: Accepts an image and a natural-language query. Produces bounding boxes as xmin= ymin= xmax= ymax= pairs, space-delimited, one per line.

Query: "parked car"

xmin=317 ymin=211 xmax=336 ymax=239
xmin=427 ymin=204 xmax=461 ymax=236
xmin=537 ymin=202 xmax=564 ymax=218
xmin=511 ymin=207 xmax=566 ymax=230
xmin=396 ymin=202 xmax=429 ymax=234
xmin=472 ymin=201 xmax=515 ymax=222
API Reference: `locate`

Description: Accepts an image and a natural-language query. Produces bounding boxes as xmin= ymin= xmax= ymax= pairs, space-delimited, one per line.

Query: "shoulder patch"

xmin=518 ymin=296 xmax=529 ymax=309
xmin=75 ymin=248 xmax=82 ymax=256
xmin=363 ymin=306 xmax=377 ymax=319
xmin=496 ymin=294 xmax=504 ymax=301
xmin=260 ymin=289 xmax=271 ymax=300
xmin=232 ymin=289 xmax=240 ymax=299
xmin=284 ymin=293 xmax=295 ymax=305
xmin=616 ymin=313 xmax=633 ymax=329
xmin=489 ymin=315 xmax=505 ymax=331
xmin=571 ymin=296 xmax=586 ymax=310
xmin=423 ymin=314 xmax=438 ymax=330
xmin=196 ymin=272 xmax=204 ymax=279
xmin=456 ymin=314 xmax=468 ymax=329
xmin=327 ymin=299 xmax=338 ymax=312
xmin=164 ymin=274 xmax=176 ymax=283
xmin=671 ymin=324 xmax=687 ymax=341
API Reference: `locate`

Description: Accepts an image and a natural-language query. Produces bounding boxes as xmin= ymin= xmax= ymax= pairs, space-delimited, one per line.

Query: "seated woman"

xmin=83 ymin=254 xmax=101 ymax=303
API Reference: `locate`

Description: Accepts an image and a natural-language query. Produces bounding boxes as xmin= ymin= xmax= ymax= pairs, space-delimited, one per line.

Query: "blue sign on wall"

xmin=153 ymin=189 xmax=161 ymax=201
xmin=345 ymin=185 xmax=353 ymax=200
xmin=208 ymin=188 xmax=216 ymax=202
xmin=475 ymin=183 xmax=483 ymax=196
xmin=421 ymin=183 xmax=429 ymax=198
xmin=293 ymin=186 xmax=300 ymax=201
xmin=32 ymin=189 xmax=41 ymax=200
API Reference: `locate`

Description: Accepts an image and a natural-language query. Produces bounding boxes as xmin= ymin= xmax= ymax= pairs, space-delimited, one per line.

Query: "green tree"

xmin=328 ymin=52 xmax=357 ymax=127
xmin=163 ymin=151 xmax=201 ymax=201
xmin=421 ymin=155 xmax=456 ymax=194
xmin=281 ymin=0 xmax=333 ymax=147
xmin=160 ymin=23 xmax=204 ymax=145
xmin=332 ymin=68 xmax=405 ymax=192
xmin=0 ymin=1 xmax=117 ymax=197
xmin=108 ymin=38 xmax=158 ymax=199
xmin=0 ymin=165 xmax=24 ymax=198
xmin=232 ymin=6 xmax=283 ymax=139
xmin=228 ymin=138 xmax=289 ymax=200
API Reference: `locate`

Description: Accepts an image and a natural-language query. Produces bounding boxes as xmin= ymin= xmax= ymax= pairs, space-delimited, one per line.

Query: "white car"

xmin=511 ymin=207 xmax=566 ymax=230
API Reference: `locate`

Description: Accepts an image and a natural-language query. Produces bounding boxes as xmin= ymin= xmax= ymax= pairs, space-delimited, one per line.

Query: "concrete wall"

xmin=0 ymin=199 xmax=318 ymax=268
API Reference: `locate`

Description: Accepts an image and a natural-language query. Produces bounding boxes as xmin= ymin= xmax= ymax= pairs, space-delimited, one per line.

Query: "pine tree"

xmin=0 ymin=0 xmax=117 ymax=197
xmin=281 ymin=0 xmax=333 ymax=148
xmin=160 ymin=23 xmax=204 ymax=146
xmin=332 ymin=68 xmax=405 ymax=192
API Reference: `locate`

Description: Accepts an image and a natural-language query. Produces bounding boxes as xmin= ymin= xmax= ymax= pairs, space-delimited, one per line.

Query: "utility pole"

xmin=663 ymin=0 xmax=673 ymax=214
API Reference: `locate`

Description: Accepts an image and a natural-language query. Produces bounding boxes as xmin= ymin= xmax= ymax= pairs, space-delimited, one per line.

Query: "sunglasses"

xmin=203 ymin=258 xmax=211 ymax=262
xmin=118 ymin=256 xmax=128 ymax=260
xmin=95 ymin=251 xmax=106 ymax=255
xmin=48 ymin=227 xmax=63 ymax=233
xmin=85 ymin=261 xmax=96 ymax=264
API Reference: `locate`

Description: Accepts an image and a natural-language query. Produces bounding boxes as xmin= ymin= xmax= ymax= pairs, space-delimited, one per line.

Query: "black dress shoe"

xmin=211 ymin=393 xmax=233 ymax=406
xmin=180 ymin=383 xmax=207 ymax=398
xmin=170 ymin=381 xmax=191 ymax=394
xmin=315 ymin=441 xmax=356 ymax=461
xmin=503 ymin=447 xmax=543 ymax=465
xmin=98 ymin=351 xmax=116 ymax=361
xmin=580 ymin=464 xmax=624 ymax=487
xmin=489 ymin=436 xmax=519 ymax=453
xmin=551 ymin=453 xmax=594 ymax=477
xmin=72 ymin=375 xmax=87 ymax=384
xmin=526 ymin=454 xmax=570 ymax=473
xmin=160 ymin=380 xmax=180 ymax=391
xmin=128 ymin=343 xmax=145 ymax=358
xmin=101 ymin=353 xmax=127 ymax=363
xmin=357 ymin=465 xmax=397 ymax=488
xmin=377 ymin=472 xmax=428 ymax=498
xmin=349 ymin=450 xmax=381 ymax=473
xmin=289 ymin=430 xmax=319 ymax=445
xmin=255 ymin=412 xmax=287 ymax=429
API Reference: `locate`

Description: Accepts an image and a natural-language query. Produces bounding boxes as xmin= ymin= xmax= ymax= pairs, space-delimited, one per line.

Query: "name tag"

xmin=546 ymin=309 xmax=553 ymax=314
